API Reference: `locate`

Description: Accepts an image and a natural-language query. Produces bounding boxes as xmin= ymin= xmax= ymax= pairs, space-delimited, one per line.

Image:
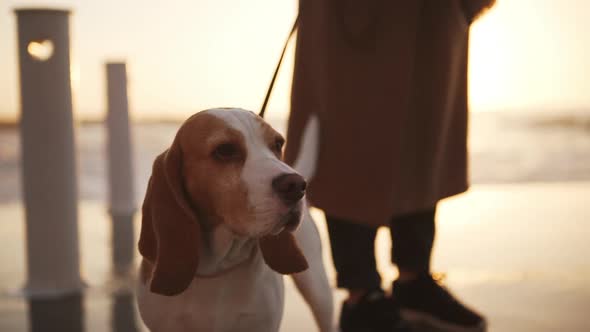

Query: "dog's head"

xmin=139 ymin=108 xmax=308 ymax=296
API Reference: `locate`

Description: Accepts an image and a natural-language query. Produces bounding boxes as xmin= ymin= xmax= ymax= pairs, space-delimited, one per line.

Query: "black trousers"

xmin=326 ymin=207 xmax=436 ymax=290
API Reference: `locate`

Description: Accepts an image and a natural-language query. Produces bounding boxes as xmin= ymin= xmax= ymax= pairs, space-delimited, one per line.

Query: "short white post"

xmin=105 ymin=62 xmax=136 ymax=276
xmin=15 ymin=8 xmax=85 ymax=297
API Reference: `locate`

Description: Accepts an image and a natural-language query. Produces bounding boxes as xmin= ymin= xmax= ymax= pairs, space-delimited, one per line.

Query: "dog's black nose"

xmin=272 ymin=173 xmax=307 ymax=204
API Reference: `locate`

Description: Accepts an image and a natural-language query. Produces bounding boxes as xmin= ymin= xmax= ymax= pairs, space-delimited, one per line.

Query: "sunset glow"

xmin=0 ymin=0 xmax=588 ymax=120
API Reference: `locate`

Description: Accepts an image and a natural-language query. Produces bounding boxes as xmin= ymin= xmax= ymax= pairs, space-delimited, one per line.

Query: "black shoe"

xmin=339 ymin=288 xmax=414 ymax=332
xmin=392 ymin=273 xmax=486 ymax=332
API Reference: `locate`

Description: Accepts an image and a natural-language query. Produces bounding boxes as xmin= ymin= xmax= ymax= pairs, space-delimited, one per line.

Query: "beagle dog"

xmin=136 ymin=108 xmax=332 ymax=332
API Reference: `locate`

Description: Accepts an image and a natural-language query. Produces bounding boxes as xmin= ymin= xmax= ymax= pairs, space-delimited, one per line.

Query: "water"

xmin=1 ymin=111 xmax=589 ymax=204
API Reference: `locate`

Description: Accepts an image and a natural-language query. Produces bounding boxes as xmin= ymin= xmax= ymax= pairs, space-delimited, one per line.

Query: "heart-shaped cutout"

xmin=27 ymin=39 xmax=54 ymax=61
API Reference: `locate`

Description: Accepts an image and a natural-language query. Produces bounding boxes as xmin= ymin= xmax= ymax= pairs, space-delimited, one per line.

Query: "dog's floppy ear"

xmin=138 ymin=141 xmax=201 ymax=296
xmin=260 ymin=231 xmax=308 ymax=274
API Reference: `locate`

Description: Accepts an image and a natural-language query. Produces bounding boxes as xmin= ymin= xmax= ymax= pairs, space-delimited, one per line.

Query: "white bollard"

xmin=105 ymin=62 xmax=136 ymax=276
xmin=15 ymin=8 xmax=85 ymax=297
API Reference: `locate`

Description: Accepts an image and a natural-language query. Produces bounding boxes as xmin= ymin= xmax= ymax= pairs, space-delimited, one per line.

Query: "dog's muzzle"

xmin=272 ymin=173 xmax=307 ymax=205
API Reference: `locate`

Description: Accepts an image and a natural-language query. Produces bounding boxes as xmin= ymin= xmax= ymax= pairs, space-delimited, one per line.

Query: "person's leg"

xmin=389 ymin=207 xmax=486 ymax=332
xmin=327 ymin=215 xmax=413 ymax=332
xmin=389 ymin=208 xmax=436 ymax=281
xmin=325 ymin=215 xmax=381 ymax=303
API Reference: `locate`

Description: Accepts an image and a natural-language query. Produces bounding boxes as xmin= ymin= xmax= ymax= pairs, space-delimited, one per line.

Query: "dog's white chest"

xmin=137 ymin=253 xmax=285 ymax=332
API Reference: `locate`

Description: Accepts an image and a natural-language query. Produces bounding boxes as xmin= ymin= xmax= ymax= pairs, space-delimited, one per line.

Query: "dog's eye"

xmin=213 ymin=143 xmax=240 ymax=161
xmin=272 ymin=138 xmax=285 ymax=154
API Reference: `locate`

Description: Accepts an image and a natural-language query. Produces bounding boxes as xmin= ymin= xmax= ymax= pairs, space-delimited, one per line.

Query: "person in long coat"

xmin=284 ymin=1 xmax=496 ymax=331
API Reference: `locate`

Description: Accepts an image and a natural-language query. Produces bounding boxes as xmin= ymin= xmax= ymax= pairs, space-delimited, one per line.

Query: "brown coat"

xmin=284 ymin=0 xmax=495 ymax=226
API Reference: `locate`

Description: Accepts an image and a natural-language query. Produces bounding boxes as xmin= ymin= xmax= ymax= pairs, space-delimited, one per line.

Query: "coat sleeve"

xmin=460 ymin=0 xmax=496 ymax=23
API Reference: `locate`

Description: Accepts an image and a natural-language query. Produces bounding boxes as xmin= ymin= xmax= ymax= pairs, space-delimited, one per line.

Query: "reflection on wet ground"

xmin=111 ymin=292 xmax=139 ymax=332
xmin=28 ymin=293 xmax=84 ymax=332
xmin=1 ymin=183 xmax=589 ymax=331
xmin=0 ymin=289 xmax=143 ymax=332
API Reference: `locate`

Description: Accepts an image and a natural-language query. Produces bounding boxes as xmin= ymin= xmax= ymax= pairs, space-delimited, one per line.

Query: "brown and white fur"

xmin=136 ymin=108 xmax=332 ymax=331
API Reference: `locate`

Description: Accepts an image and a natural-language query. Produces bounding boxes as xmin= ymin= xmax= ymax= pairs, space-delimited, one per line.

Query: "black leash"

xmin=259 ymin=14 xmax=299 ymax=118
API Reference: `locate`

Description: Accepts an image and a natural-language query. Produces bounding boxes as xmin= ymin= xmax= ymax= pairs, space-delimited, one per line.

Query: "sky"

xmin=0 ymin=0 xmax=588 ymax=121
